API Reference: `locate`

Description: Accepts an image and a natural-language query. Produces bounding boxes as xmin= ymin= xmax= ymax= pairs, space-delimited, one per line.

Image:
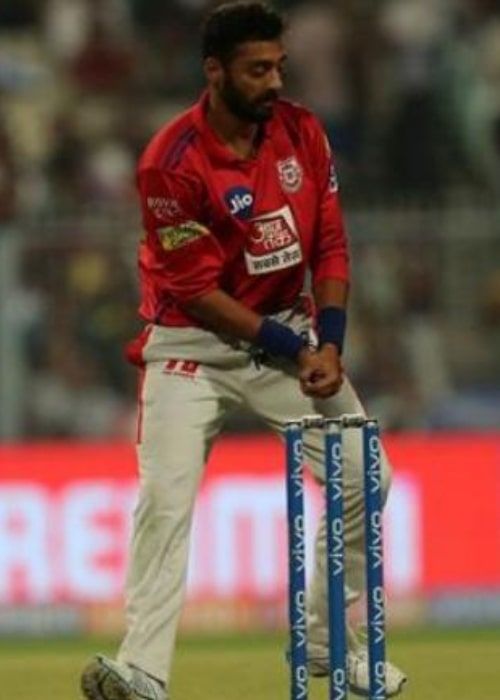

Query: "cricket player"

xmin=81 ymin=3 xmax=407 ymax=699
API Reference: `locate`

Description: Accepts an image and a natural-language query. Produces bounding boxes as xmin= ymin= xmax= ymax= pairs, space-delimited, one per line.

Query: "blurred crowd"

xmin=2 ymin=0 xmax=500 ymax=216
xmin=1 ymin=0 xmax=500 ymax=438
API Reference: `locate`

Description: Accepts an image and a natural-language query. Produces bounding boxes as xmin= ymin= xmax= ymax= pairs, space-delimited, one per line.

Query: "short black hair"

xmin=202 ymin=2 xmax=285 ymax=63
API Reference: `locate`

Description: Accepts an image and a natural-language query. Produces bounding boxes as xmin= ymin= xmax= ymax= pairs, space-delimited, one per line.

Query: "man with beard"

xmin=80 ymin=3 xmax=407 ymax=700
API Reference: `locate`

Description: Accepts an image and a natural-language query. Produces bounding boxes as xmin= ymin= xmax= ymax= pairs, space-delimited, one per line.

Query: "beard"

xmin=220 ymin=77 xmax=278 ymax=123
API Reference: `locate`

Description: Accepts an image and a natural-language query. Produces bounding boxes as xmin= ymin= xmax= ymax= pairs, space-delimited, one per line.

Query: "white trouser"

xmin=117 ymin=311 xmax=392 ymax=685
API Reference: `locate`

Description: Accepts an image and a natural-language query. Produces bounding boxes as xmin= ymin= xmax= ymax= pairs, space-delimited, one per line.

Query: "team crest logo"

xmin=277 ymin=157 xmax=303 ymax=193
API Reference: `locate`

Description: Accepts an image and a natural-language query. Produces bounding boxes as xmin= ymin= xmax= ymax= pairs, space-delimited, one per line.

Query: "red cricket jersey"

xmin=136 ymin=91 xmax=349 ymax=327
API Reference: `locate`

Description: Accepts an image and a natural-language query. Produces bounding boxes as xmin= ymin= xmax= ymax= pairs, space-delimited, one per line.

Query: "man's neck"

xmin=206 ymin=92 xmax=259 ymax=160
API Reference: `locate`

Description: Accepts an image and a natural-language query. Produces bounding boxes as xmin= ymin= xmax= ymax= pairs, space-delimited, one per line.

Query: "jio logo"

xmin=224 ymin=186 xmax=254 ymax=220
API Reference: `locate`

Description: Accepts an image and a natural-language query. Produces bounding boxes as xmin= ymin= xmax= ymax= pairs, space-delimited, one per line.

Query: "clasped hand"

xmin=297 ymin=344 xmax=344 ymax=398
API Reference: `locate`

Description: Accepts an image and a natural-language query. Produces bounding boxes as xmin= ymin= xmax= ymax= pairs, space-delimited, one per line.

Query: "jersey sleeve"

xmin=138 ymin=167 xmax=224 ymax=303
xmin=306 ymin=117 xmax=350 ymax=287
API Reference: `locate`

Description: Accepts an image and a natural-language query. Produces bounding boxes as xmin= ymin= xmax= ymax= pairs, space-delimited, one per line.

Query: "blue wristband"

xmin=256 ymin=317 xmax=305 ymax=360
xmin=317 ymin=306 xmax=347 ymax=353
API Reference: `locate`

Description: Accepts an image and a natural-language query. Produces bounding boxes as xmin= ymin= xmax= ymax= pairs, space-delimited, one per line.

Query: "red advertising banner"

xmin=1 ymin=434 xmax=500 ymax=614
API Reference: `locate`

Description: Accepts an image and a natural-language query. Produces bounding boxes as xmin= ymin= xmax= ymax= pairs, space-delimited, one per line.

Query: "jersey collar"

xmin=192 ymin=90 xmax=273 ymax=166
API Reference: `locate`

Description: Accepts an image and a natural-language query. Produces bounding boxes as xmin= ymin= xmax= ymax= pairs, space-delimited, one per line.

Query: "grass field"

xmin=0 ymin=627 xmax=498 ymax=700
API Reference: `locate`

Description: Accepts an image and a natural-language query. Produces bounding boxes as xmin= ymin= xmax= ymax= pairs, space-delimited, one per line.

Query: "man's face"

xmin=218 ymin=40 xmax=287 ymax=123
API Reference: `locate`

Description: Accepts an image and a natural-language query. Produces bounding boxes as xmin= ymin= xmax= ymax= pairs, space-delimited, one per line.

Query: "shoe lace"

xmin=131 ymin=668 xmax=164 ymax=700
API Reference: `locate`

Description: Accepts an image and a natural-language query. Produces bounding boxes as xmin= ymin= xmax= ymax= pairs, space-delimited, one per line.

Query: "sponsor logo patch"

xmin=245 ymin=205 xmax=303 ymax=275
xmin=277 ymin=156 xmax=303 ymax=193
xmin=321 ymin=135 xmax=339 ymax=192
xmin=329 ymin=162 xmax=339 ymax=192
xmin=147 ymin=196 xmax=184 ymax=220
xmin=224 ymin=186 xmax=254 ymax=220
xmin=157 ymin=221 xmax=210 ymax=251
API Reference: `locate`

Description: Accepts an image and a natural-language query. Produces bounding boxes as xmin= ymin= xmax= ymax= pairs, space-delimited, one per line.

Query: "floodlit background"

xmin=2 ymin=0 xmax=500 ymax=438
xmin=0 ymin=1 xmax=499 ymax=689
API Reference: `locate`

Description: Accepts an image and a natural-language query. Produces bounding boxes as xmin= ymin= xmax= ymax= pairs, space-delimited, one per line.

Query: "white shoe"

xmin=308 ymin=649 xmax=407 ymax=697
xmin=81 ymin=655 xmax=166 ymax=700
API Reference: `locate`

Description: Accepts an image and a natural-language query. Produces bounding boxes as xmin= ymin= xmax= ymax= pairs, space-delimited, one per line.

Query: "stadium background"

xmin=1 ymin=0 xmax=500 ymax=646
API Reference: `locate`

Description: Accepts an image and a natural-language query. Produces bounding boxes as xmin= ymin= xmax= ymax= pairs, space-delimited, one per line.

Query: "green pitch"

xmin=0 ymin=627 xmax=498 ymax=700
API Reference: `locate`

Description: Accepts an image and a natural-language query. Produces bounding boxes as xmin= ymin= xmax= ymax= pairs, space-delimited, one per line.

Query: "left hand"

xmin=300 ymin=344 xmax=344 ymax=398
